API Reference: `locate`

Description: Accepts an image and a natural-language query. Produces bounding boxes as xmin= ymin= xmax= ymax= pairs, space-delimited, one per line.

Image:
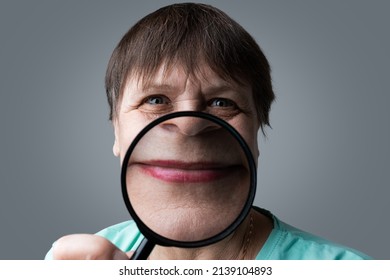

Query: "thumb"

xmin=52 ymin=234 xmax=129 ymax=260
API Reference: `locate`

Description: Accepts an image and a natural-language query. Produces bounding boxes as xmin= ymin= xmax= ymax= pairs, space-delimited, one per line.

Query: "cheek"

xmin=228 ymin=119 xmax=259 ymax=162
xmin=117 ymin=116 xmax=149 ymax=163
xmin=244 ymin=132 xmax=259 ymax=165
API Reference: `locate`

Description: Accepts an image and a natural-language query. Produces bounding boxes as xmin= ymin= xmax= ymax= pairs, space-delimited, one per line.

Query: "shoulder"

xmin=257 ymin=214 xmax=372 ymax=260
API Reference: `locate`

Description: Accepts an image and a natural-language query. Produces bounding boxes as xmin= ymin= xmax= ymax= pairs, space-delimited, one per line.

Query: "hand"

xmin=52 ymin=234 xmax=132 ymax=260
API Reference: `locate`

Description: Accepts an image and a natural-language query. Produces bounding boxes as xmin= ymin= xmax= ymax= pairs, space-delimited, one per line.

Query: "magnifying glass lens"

xmin=121 ymin=112 xmax=256 ymax=258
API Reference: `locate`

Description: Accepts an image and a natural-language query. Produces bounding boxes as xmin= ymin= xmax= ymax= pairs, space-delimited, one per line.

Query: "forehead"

xmin=124 ymin=62 xmax=250 ymax=93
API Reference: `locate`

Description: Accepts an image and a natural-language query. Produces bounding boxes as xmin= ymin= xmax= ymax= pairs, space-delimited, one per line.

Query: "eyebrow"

xmin=204 ymin=84 xmax=237 ymax=94
xmin=141 ymin=81 xmax=240 ymax=95
xmin=141 ymin=83 xmax=179 ymax=93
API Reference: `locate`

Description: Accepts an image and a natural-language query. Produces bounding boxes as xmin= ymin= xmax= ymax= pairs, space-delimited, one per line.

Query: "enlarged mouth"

xmin=134 ymin=160 xmax=242 ymax=183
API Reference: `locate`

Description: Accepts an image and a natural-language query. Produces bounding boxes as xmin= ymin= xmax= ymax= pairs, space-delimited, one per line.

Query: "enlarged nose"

xmin=161 ymin=116 xmax=220 ymax=136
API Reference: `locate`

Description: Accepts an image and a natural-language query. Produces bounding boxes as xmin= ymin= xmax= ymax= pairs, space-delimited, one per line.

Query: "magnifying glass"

xmin=121 ymin=111 xmax=257 ymax=260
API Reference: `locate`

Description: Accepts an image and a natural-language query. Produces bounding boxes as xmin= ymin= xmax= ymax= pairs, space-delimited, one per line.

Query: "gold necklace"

xmin=241 ymin=213 xmax=254 ymax=259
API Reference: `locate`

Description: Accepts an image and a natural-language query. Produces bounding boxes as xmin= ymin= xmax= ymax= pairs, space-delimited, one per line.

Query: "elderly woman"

xmin=47 ymin=3 xmax=370 ymax=260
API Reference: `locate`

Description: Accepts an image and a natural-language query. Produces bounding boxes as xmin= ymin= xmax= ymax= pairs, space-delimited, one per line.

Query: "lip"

xmin=134 ymin=160 xmax=240 ymax=183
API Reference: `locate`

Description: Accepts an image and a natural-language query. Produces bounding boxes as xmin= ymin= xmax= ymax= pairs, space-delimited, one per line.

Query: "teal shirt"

xmin=45 ymin=209 xmax=371 ymax=260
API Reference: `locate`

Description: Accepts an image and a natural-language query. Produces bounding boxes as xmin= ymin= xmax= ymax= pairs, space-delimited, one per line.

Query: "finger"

xmin=126 ymin=251 xmax=134 ymax=259
xmin=52 ymin=234 xmax=129 ymax=260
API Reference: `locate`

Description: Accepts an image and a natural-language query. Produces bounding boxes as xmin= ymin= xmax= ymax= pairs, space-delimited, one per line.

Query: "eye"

xmin=206 ymin=97 xmax=241 ymax=119
xmin=144 ymin=95 xmax=170 ymax=105
xmin=209 ymin=98 xmax=236 ymax=108
xmin=138 ymin=95 xmax=173 ymax=117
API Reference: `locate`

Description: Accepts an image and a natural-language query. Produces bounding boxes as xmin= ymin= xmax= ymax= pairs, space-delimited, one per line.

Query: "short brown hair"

xmin=105 ymin=3 xmax=275 ymax=130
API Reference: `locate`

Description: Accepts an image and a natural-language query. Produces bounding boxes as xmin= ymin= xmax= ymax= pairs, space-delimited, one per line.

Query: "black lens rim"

xmin=120 ymin=111 xmax=257 ymax=248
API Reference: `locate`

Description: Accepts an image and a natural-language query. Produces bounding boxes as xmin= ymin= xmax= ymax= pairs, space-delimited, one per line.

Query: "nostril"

xmin=160 ymin=117 xmax=221 ymax=136
xmin=161 ymin=123 xmax=179 ymax=133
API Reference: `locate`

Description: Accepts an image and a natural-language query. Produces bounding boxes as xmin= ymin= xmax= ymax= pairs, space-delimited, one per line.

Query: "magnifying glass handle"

xmin=130 ymin=237 xmax=155 ymax=260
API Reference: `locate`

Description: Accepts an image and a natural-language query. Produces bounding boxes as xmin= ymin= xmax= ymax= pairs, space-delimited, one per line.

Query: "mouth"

xmin=133 ymin=160 xmax=241 ymax=183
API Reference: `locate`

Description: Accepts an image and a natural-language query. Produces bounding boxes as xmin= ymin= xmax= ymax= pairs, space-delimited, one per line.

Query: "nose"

xmin=161 ymin=116 xmax=220 ymax=136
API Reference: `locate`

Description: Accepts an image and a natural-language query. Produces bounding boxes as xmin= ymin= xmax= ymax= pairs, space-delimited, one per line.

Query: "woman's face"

xmin=113 ymin=63 xmax=260 ymax=242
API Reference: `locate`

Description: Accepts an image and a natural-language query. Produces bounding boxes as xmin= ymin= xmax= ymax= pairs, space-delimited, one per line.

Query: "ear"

xmin=113 ymin=139 xmax=120 ymax=157
xmin=254 ymin=129 xmax=261 ymax=164
xmin=253 ymin=145 xmax=260 ymax=166
xmin=112 ymin=120 xmax=120 ymax=157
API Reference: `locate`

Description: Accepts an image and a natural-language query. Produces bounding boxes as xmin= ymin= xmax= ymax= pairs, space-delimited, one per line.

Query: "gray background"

xmin=1 ymin=0 xmax=389 ymax=259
